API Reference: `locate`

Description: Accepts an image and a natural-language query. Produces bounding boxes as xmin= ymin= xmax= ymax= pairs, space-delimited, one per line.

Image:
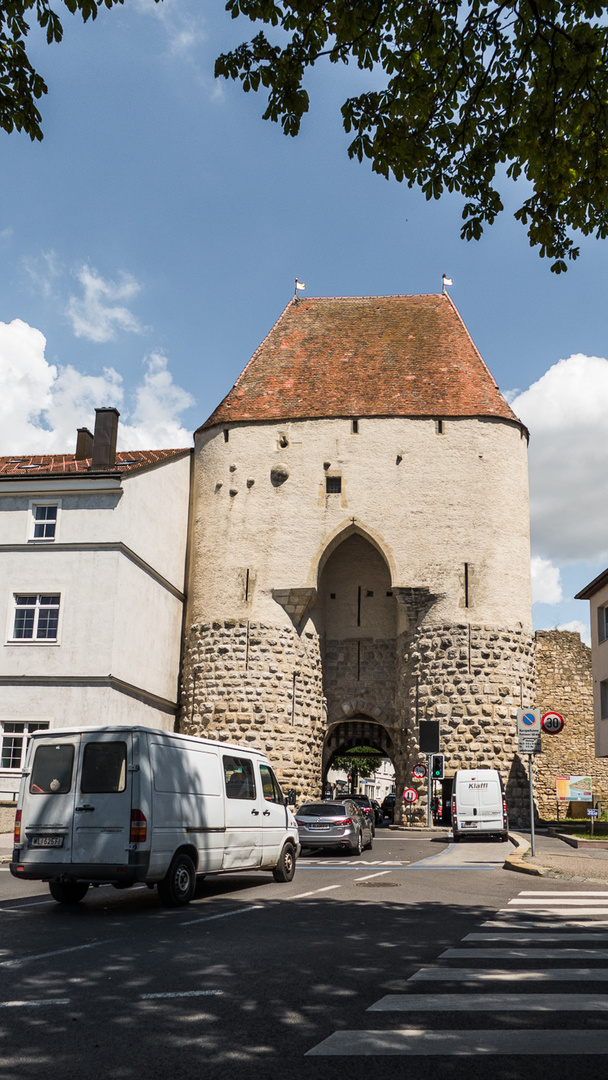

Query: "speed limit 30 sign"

xmin=541 ymin=711 xmax=565 ymax=735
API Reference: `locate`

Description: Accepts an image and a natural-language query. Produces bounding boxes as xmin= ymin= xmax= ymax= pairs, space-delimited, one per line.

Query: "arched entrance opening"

xmin=322 ymin=718 xmax=396 ymax=807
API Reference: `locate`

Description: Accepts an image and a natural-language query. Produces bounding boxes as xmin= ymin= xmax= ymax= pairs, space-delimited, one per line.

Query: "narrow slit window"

xmin=223 ymin=429 xmax=229 ymax=443
xmin=326 ymin=476 xmax=342 ymax=494
xmin=435 ymin=419 xmax=444 ymax=434
xmin=351 ymin=419 xmax=359 ymax=434
xmin=464 ymin=563 xmax=469 ymax=608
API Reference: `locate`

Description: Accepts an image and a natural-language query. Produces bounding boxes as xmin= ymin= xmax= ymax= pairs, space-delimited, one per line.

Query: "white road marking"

xmin=508 ymin=897 xmax=608 ymax=905
xmin=140 ymin=990 xmax=224 ymax=1000
xmin=465 ymin=932 xmax=608 ymax=941
xmin=0 ymin=940 xmax=107 ymax=968
xmin=368 ymin=992 xmax=608 ymax=1011
xmin=483 ymin=919 xmax=608 ymax=929
xmin=0 ymin=901 xmax=55 ymax=911
xmin=181 ymin=904 xmax=264 ymax=926
xmin=441 ymin=947 xmax=608 ymax=959
xmin=306 ymin=1029 xmax=608 ymax=1055
xmin=408 ymin=967 xmax=608 ymax=982
xmin=518 ymin=891 xmax=608 ymax=896
xmin=0 ymin=999 xmax=71 ymax=1008
xmin=288 ymin=884 xmax=342 ymax=899
xmin=498 ymin=907 xmax=608 ymax=916
xmin=354 ymin=871 xmax=392 ymax=882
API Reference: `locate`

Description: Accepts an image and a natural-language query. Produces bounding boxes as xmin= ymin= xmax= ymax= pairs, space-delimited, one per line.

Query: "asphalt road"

xmin=2 ymin=828 xmax=608 ymax=1080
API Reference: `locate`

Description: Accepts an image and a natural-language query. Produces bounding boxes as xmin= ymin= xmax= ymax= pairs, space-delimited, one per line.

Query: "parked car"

xmin=370 ymin=799 xmax=383 ymax=826
xmin=296 ymin=800 xmax=373 ymax=855
xmin=342 ymin=794 xmax=377 ymax=836
xmin=381 ymin=793 xmax=396 ymax=821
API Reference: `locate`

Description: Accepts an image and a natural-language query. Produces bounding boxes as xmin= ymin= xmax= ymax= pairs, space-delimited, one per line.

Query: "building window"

xmin=435 ymin=419 xmax=445 ymax=434
xmin=351 ymin=419 xmax=359 ymax=434
xmin=602 ymin=681 xmax=608 ymax=720
xmin=29 ymin=501 xmax=60 ymax=542
xmin=326 ymin=476 xmax=342 ymax=494
xmin=599 ymin=606 xmax=608 ymax=643
xmin=12 ymin=594 xmax=60 ymax=641
xmin=1 ymin=721 xmax=50 ymax=770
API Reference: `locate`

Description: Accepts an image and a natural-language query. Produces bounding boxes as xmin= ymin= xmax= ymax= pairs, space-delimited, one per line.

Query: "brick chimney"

xmin=75 ymin=427 xmax=94 ymax=461
xmin=90 ymin=408 xmax=120 ymax=470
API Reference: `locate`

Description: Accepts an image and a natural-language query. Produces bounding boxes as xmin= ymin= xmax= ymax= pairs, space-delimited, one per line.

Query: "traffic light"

xmin=431 ymin=754 xmax=444 ymax=779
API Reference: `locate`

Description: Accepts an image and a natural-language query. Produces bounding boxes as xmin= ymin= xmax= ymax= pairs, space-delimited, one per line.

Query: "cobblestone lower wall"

xmin=534 ymin=630 xmax=608 ymax=819
xmin=395 ymin=624 xmax=535 ymax=825
xmin=179 ymin=620 xmax=325 ymax=802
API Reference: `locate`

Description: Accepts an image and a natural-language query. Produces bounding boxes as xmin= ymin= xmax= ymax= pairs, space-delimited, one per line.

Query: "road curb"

xmin=503 ymin=831 xmax=546 ymax=877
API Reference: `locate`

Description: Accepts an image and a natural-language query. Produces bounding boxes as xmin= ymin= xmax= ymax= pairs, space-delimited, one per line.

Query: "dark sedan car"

xmin=296 ymin=800 xmax=373 ymax=855
xmin=381 ymin=793 xmax=396 ymax=821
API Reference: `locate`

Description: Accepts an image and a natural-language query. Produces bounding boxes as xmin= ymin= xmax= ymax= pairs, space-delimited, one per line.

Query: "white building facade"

xmin=0 ymin=409 xmax=191 ymax=808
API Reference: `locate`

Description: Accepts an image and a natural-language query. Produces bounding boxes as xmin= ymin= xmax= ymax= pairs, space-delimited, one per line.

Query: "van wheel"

xmin=49 ymin=881 xmax=89 ymax=904
xmin=158 ymin=853 xmax=196 ymax=907
xmin=272 ymin=842 xmax=296 ymax=882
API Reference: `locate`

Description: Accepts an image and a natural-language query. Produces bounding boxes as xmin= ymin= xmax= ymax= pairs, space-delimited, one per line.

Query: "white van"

xmin=10 ymin=726 xmax=300 ymax=906
xmin=451 ymin=769 xmax=508 ymax=842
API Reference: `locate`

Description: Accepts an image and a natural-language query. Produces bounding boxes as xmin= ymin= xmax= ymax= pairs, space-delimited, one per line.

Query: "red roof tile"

xmin=199 ymin=294 xmax=521 ymax=431
xmin=0 ymin=448 xmax=190 ymax=479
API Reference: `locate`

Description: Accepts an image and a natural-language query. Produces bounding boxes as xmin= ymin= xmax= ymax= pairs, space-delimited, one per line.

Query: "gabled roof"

xmin=0 ymin=447 xmax=190 ymax=480
xmin=198 ymin=294 xmax=522 ymax=432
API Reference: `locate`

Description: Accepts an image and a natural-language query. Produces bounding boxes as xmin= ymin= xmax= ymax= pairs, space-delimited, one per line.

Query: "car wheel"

xmin=272 ymin=842 xmax=296 ymax=882
xmin=158 ymin=853 xmax=196 ymax=907
xmin=349 ymin=830 xmax=363 ymax=856
xmin=364 ymin=832 xmax=373 ymax=851
xmin=49 ymin=881 xmax=89 ymax=904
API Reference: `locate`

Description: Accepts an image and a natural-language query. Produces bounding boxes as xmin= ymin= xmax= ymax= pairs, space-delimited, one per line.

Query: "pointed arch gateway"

xmin=322 ymin=717 xmax=395 ymax=783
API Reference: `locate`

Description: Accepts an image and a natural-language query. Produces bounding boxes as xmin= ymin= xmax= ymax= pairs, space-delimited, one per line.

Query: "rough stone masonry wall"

xmin=179 ymin=620 xmax=325 ymax=802
xmin=534 ymin=629 xmax=608 ymax=819
xmin=395 ymin=624 xmax=536 ymax=825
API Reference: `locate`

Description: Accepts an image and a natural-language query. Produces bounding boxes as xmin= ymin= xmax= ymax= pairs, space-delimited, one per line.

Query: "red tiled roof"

xmin=0 ymin=448 xmax=190 ymax=479
xmin=199 ymin=294 xmax=521 ymax=431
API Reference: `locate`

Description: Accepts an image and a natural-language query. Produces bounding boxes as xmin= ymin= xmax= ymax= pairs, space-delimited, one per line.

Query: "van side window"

xmin=30 ymin=743 xmax=74 ymax=794
xmin=260 ymin=764 xmax=284 ymax=804
xmin=223 ymin=756 xmax=256 ymax=800
xmin=81 ymin=742 xmax=127 ymax=793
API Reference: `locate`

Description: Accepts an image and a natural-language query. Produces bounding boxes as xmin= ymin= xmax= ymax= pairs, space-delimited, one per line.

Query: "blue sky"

xmin=1 ymin=0 xmax=607 ymax=642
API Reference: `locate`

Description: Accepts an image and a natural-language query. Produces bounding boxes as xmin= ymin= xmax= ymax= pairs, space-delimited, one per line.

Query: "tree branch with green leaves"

xmin=216 ymin=0 xmax=608 ymax=271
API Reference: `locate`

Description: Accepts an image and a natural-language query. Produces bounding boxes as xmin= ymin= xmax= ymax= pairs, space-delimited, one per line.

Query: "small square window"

xmin=29 ymin=501 xmax=60 ymax=542
xmin=326 ymin=476 xmax=342 ymax=494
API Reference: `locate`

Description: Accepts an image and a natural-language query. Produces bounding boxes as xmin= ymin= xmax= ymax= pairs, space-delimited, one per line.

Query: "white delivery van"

xmin=10 ymin=726 xmax=300 ymax=906
xmin=451 ymin=769 xmax=508 ymax=842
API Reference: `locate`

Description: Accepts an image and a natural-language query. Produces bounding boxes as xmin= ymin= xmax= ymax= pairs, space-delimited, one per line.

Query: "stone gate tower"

xmin=180 ymin=294 xmax=534 ymax=822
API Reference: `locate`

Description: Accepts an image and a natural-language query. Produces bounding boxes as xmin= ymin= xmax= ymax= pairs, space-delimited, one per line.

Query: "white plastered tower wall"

xmin=180 ymin=294 xmax=535 ymax=822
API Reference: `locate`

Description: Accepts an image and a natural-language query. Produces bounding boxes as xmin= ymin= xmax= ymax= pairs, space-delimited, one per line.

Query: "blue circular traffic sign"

xmin=521 ymin=712 xmax=537 ymax=727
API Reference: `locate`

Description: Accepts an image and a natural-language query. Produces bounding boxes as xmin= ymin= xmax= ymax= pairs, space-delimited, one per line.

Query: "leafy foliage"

xmin=332 ymin=745 xmax=383 ymax=782
xmin=216 ymin=0 xmax=608 ymax=270
xmin=0 ymin=1 xmax=162 ymax=142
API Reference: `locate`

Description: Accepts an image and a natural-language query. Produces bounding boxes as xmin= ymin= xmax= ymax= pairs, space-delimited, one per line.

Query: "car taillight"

xmin=13 ymin=810 xmax=21 ymax=845
xmin=451 ymin=796 xmax=457 ymax=826
xmin=335 ymin=818 xmax=353 ymax=826
xmin=295 ymin=819 xmax=306 ymax=826
xmin=130 ymin=809 xmax=147 ymax=844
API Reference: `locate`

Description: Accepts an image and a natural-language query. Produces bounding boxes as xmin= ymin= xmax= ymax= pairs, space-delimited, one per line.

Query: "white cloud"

xmin=0 ymin=318 xmax=193 ymax=454
xmin=134 ymin=0 xmax=207 ymax=57
xmin=531 ymin=556 xmax=563 ymax=605
xmin=511 ymin=354 xmax=608 ymax=565
xmin=67 ymin=265 xmax=144 ymax=343
xmin=22 ymin=250 xmax=63 ymax=299
xmin=556 ymin=619 xmax=591 ymax=647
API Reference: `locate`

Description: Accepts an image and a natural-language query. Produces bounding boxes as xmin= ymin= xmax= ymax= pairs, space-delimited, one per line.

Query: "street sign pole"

xmin=528 ymin=753 xmax=535 ymax=857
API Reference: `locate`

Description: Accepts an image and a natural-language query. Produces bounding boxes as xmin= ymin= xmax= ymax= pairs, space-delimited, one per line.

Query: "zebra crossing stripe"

xmin=483 ymin=919 xmax=608 ymax=928
xmin=368 ymin=992 xmax=608 ymax=1011
xmin=499 ymin=908 xmax=608 ymax=916
xmin=408 ymin=967 xmax=608 ymax=982
xmin=465 ymin=931 xmax=608 ymax=941
xmin=440 ymin=947 xmax=608 ymax=959
xmin=306 ymin=1029 xmax=608 ymax=1055
xmin=508 ymin=897 xmax=608 ymax=905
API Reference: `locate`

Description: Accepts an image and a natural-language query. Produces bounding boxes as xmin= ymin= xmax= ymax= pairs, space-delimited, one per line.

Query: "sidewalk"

xmin=506 ymin=829 xmax=608 ymax=884
xmin=0 ymin=832 xmax=12 ymax=864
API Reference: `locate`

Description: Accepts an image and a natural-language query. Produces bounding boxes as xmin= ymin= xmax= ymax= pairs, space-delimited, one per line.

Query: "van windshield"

xmin=30 ymin=743 xmax=74 ymax=794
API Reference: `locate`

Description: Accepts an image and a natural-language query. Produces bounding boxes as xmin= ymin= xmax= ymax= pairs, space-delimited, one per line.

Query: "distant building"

xmin=576 ymin=571 xmax=608 ymax=758
xmin=0 ymin=408 xmax=191 ymax=807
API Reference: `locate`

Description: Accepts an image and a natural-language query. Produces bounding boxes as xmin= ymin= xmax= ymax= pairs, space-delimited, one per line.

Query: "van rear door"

xmin=21 ymin=732 xmax=80 ymax=866
xmin=71 ymin=731 xmax=133 ymax=867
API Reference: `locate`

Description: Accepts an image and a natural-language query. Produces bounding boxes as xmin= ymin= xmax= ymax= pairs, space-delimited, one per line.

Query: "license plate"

xmin=28 ymin=835 xmax=64 ymax=848
xmin=310 ymin=824 xmax=330 ymax=830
